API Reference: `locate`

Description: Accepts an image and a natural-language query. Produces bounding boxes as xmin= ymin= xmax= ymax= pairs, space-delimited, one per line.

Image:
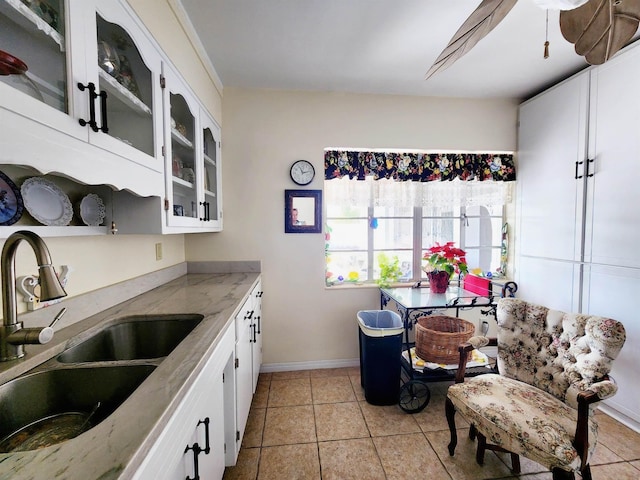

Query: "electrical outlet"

xmin=155 ymin=242 xmax=163 ymax=261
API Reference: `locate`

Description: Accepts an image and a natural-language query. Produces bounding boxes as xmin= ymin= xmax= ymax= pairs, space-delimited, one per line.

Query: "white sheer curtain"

xmin=325 ymin=176 xmax=513 ymax=208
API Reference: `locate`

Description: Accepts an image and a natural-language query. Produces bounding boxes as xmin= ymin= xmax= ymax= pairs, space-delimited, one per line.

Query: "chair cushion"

xmin=448 ymin=374 xmax=598 ymax=472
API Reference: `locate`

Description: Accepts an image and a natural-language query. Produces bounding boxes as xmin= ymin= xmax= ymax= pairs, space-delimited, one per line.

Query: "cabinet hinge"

xmin=164 ymin=198 xmax=170 ymax=211
xmin=235 ymin=357 xmax=239 ymax=369
xmin=224 ymin=443 xmax=226 ymax=454
xmin=222 ymin=372 xmax=225 ymax=383
xmin=160 ymin=75 xmax=166 ymax=89
xmin=161 ymin=145 xmax=165 ymax=157
xmin=236 ymin=431 xmax=240 ymax=442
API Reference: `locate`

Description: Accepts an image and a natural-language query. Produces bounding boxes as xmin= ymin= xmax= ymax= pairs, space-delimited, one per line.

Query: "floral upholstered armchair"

xmin=445 ymin=298 xmax=626 ymax=480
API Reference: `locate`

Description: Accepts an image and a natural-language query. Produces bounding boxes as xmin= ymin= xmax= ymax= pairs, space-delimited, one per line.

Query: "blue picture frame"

xmin=285 ymin=189 xmax=322 ymax=233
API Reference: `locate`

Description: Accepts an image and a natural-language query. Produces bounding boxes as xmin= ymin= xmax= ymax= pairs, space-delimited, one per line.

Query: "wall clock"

xmin=290 ymin=160 xmax=315 ymax=186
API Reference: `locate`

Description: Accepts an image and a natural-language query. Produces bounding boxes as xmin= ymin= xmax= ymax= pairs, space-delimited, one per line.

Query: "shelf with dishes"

xmin=0 ymin=167 xmax=111 ymax=238
xmin=0 ymin=0 xmax=64 ymax=51
xmin=98 ymin=69 xmax=152 ymax=116
xmin=171 ymin=127 xmax=193 ymax=149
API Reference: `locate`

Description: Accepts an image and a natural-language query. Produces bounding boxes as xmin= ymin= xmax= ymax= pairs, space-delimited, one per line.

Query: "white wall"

xmin=186 ymin=88 xmax=519 ymax=366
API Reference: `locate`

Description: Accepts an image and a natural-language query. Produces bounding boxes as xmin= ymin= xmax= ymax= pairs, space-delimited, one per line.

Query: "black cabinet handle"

xmin=199 ymin=201 xmax=206 ymax=221
xmin=98 ymin=89 xmax=109 ymax=133
xmin=78 ymin=82 xmax=108 ymax=133
xmin=197 ymin=417 xmax=210 ymax=455
xmin=184 ymin=442 xmax=201 ymax=480
xmin=78 ymin=82 xmax=99 ymax=132
xmin=244 ymin=310 xmax=254 ymax=320
xmin=586 ymin=158 xmax=594 ymax=178
xmin=575 ymin=160 xmax=584 ymax=179
xmin=256 ymin=315 xmax=261 ymax=335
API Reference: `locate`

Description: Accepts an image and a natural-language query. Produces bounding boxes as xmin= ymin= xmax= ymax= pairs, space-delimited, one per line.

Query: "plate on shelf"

xmin=0 ymin=171 xmax=24 ymax=226
xmin=79 ymin=193 xmax=106 ymax=226
xmin=20 ymin=177 xmax=73 ymax=226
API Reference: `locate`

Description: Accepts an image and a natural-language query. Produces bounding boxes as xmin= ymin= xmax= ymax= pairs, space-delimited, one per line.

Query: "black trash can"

xmin=357 ymin=310 xmax=403 ymax=406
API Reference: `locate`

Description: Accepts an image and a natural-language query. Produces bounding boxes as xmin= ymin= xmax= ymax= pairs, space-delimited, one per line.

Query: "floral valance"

xmin=324 ymin=150 xmax=515 ymax=182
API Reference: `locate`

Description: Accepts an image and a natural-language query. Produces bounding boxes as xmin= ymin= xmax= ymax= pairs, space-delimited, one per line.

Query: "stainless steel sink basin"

xmin=0 ymin=365 xmax=155 ymax=452
xmin=57 ymin=314 xmax=203 ymax=363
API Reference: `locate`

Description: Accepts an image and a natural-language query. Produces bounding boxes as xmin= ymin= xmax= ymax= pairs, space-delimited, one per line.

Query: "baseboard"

xmin=598 ymin=404 xmax=640 ymax=434
xmin=261 ymin=358 xmax=360 ymax=373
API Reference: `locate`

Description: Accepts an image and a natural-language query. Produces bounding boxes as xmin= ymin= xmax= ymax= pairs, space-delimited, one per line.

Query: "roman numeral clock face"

xmin=290 ymin=160 xmax=315 ymax=186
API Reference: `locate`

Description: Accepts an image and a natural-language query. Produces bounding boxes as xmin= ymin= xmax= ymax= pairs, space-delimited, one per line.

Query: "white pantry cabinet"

xmin=516 ymin=42 xmax=640 ymax=431
xmin=133 ymin=323 xmax=235 ymax=480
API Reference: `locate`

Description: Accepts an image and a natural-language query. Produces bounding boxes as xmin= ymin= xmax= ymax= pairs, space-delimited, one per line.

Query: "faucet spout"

xmin=1 ymin=231 xmax=67 ymax=361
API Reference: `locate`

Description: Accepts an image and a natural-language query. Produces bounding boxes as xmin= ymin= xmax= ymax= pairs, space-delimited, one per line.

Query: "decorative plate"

xmin=20 ymin=177 xmax=73 ymax=226
xmin=0 ymin=171 xmax=24 ymax=226
xmin=79 ymin=193 xmax=106 ymax=226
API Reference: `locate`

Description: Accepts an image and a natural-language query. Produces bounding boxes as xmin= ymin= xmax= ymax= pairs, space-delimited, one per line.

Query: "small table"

xmin=379 ymin=281 xmax=517 ymax=413
xmin=380 ymin=284 xmax=506 ymax=328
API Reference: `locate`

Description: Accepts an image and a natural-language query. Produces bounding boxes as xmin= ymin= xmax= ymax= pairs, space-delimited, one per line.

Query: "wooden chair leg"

xmin=580 ymin=464 xmax=592 ymax=480
xmin=551 ymin=467 xmax=575 ymax=480
xmin=510 ymin=453 xmax=520 ymax=474
xmin=476 ymin=432 xmax=486 ymax=465
xmin=445 ymin=397 xmax=458 ymax=456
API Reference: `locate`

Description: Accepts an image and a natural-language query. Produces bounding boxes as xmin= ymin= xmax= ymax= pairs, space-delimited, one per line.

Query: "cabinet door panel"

xmin=517 ymin=72 xmax=589 ymax=262
xmin=582 ymin=264 xmax=640 ymax=428
xmin=515 ymin=256 xmax=581 ymax=312
xmin=235 ymin=317 xmax=253 ymax=447
xmin=587 ymin=49 xmax=640 ymax=269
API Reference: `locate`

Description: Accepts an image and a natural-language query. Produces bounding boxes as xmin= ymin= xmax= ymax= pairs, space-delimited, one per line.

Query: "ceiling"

xmin=178 ymin=0 xmax=637 ymax=101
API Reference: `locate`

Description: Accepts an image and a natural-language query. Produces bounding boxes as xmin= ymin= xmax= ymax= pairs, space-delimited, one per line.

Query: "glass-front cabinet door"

xmin=201 ymin=109 xmax=222 ymax=230
xmin=163 ymin=65 xmax=201 ymax=228
xmin=0 ymin=0 xmax=78 ymax=129
xmin=87 ymin=1 xmax=163 ymax=171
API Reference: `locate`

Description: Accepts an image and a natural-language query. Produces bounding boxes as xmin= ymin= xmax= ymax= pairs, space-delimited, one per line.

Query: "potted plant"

xmin=376 ymin=253 xmax=402 ymax=288
xmin=422 ymin=242 xmax=468 ymax=293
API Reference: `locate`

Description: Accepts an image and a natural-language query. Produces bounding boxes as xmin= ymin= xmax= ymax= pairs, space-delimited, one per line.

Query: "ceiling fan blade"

xmin=425 ymin=0 xmax=517 ymax=80
xmin=560 ymin=0 xmax=640 ymax=65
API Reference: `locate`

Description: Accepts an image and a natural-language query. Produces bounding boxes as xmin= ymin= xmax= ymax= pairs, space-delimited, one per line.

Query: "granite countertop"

xmin=0 ymin=271 xmax=260 ymax=480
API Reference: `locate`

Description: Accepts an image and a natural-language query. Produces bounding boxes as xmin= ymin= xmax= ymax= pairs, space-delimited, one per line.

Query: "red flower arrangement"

xmin=422 ymin=242 xmax=468 ymax=279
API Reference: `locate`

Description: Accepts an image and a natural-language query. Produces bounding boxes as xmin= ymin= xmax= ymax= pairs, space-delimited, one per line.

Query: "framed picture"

xmin=285 ymin=189 xmax=322 ymax=233
xmin=0 ymin=171 xmax=24 ymax=226
xmin=173 ymin=204 xmax=184 ymax=216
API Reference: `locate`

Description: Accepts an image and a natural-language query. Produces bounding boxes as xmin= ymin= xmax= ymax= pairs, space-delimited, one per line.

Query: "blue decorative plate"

xmin=0 ymin=171 xmax=24 ymax=226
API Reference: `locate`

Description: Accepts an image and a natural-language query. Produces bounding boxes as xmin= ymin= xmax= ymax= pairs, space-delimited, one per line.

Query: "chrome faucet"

xmin=0 ymin=231 xmax=67 ymax=361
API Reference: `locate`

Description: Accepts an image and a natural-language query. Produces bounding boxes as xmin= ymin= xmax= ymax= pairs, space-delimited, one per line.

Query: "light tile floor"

xmin=223 ymin=367 xmax=640 ymax=480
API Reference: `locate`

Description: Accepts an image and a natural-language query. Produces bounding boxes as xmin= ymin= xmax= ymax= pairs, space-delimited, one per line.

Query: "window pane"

xmin=465 ymin=215 xmax=502 ymax=248
xmin=421 ymin=218 xmax=458 ymax=249
xmin=326 ymin=251 xmax=369 ymax=284
xmin=327 ymin=219 xmax=368 ymax=250
xmin=373 ymin=250 xmax=413 ymax=282
xmin=374 ymin=218 xmax=413 ymax=249
xmin=465 ymin=247 xmax=501 ymax=273
xmin=326 ymin=204 xmax=368 ymax=217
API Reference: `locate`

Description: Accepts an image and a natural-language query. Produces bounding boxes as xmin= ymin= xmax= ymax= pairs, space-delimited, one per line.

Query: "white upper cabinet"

xmin=0 ymin=0 xmax=164 ymax=197
xmin=0 ymin=0 xmax=223 ymax=233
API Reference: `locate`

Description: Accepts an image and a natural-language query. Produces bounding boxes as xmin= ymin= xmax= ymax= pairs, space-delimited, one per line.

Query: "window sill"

xmin=324 ymin=281 xmax=416 ymax=291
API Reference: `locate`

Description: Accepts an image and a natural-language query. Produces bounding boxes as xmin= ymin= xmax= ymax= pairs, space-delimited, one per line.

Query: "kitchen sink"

xmin=57 ymin=314 xmax=204 ymax=363
xmin=0 ymin=365 xmax=156 ymax=452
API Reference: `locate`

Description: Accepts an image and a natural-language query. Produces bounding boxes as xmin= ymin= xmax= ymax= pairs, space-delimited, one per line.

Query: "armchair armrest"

xmin=574 ymin=376 xmax=614 ymax=470
xmin=454 ymin=336 xmax=497 ymax=384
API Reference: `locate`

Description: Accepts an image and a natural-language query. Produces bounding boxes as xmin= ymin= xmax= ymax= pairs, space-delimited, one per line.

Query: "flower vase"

xmin=427 ymin=271 xmax=450 ymax=293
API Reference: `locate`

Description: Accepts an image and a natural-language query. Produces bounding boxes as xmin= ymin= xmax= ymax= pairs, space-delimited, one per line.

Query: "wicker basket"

xmin=415 ymin=315 xmax=475 ymax=364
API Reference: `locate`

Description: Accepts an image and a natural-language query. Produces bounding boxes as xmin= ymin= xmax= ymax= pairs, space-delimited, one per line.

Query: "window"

xmin=325 ymin=176 xmax=508 ymax=286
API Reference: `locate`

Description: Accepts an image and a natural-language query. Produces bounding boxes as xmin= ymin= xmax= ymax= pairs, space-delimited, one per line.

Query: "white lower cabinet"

xmin=229 ymin=280 xmax=264 ymax=464
xmin=133 ymin=325 xmax=234 ymax=480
